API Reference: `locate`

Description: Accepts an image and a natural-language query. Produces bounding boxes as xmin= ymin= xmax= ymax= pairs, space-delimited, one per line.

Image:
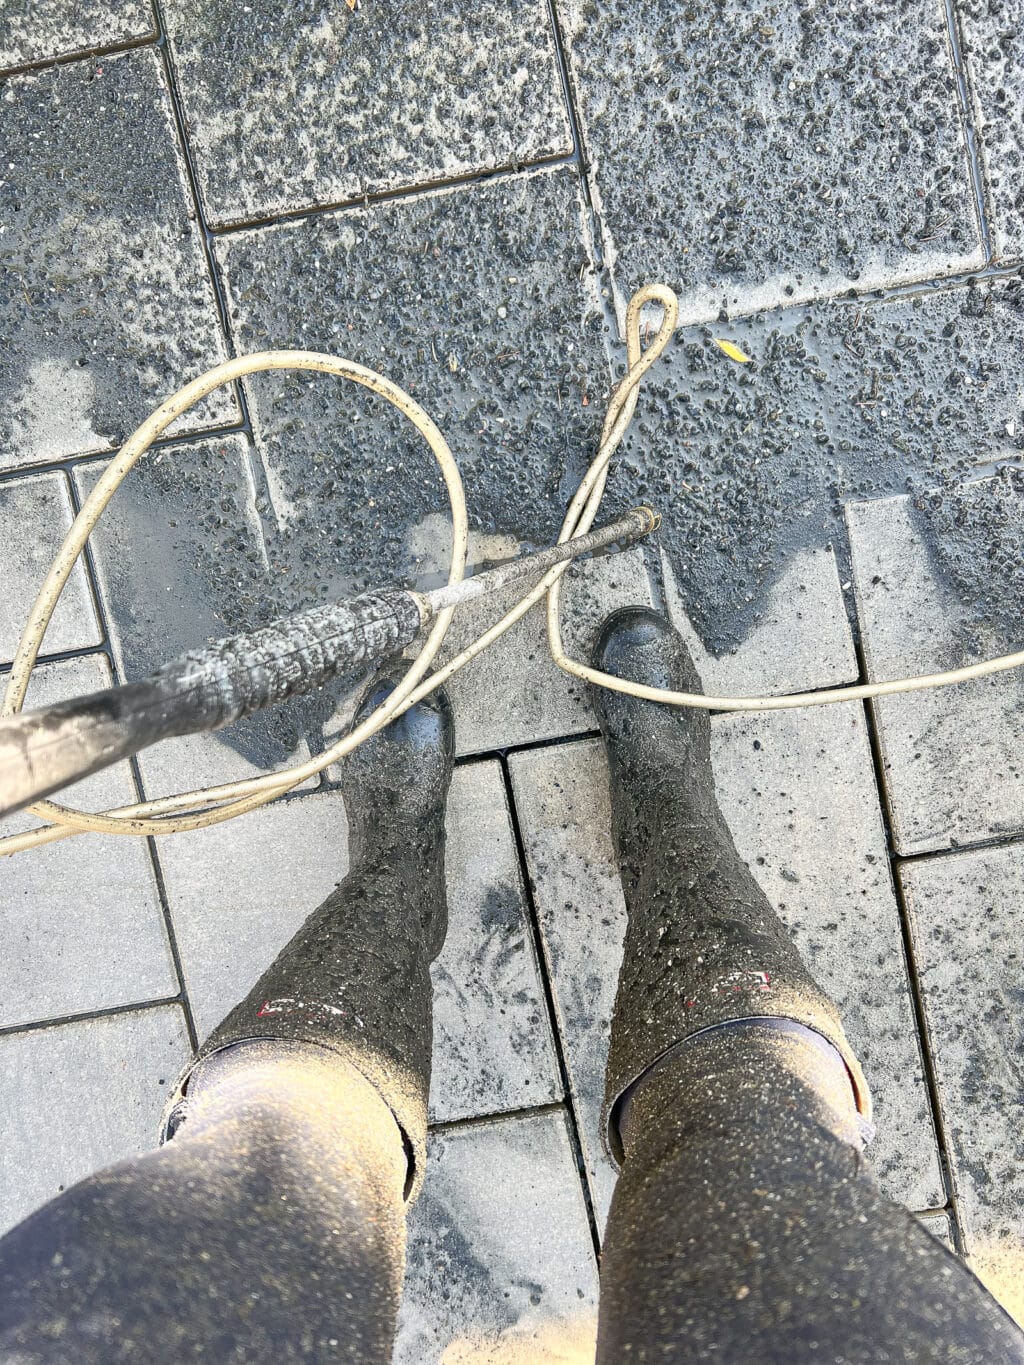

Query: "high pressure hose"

xmin=2 ymin=283 xmax=1022 ymax=859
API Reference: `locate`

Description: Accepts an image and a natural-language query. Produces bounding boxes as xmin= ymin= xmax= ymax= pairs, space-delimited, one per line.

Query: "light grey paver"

xmin=157 ymin=775 xmax=558 ymax=1124
xmin=959 ymin=0 xmax=1024 ymax=258
xmin=918 ymin=1210 xmax=956 ymax=1251
xmin=901 ymin=842 xmax=1024 ymax=1326
xmin=561 ymin=0 xmax=981 ymax=327
xmin=0 ymin=656 xmax=178 ymax=1028
xmin=430 ymin=762 xmax=561 ymax=1123
xmin=510 ymin=714 xmax=943 ymax=1227
xmin=0 ymin=49 xmax=235 ymax=473
xmin=0 ymin=471 xmax=102 ymax=665
xmin=0 ymin=1005 xmax=190 ymax=1235
xmin=396 ymin=1110 xmax=598 ymax=1364
xmin=847 ymin=487 xmax=1024 ymax=854
xmin=75 ymin=439 xmax=316 ymax=800
xmin=163 ymin=0 xmax=570 ymax=227
xmin=613 ymin=276 xmax=1024 ymax=659
xmin=0 ymin=1 xmax=154 ymax=72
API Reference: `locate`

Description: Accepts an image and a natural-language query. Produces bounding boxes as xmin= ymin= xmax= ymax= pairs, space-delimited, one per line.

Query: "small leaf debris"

xmin=714 ymin=338 xmax=753 ymax=364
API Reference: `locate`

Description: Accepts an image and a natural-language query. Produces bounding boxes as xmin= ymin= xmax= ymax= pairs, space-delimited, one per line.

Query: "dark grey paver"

xmin=0 ymin=656 xmax=178 ymax=1028
xmin=214 ymin=169 xmax=608 ymax=615
xmin=0 ymin=1005 xmax=190 ymax=1234
xmin=430 ymin=763 xmax=561 ymax=1123
xmin=847 ymin=486 xmax=1024 ymax=854
xmin=75 ymin=438 xmax=317 ymax=800
xmin=959 ymin=0 xmax=1024 ymax=258
xmin=0 ymin=49 xmax=234 ymax=473
xmin=510 ymin=717 xmax=943 ymax=1227
xmin=0 ymin=471 xmax=102 ymax=665
xmin=163 ymin=0 xmax=571 ymax=227
xmin=396 ymin=1111 xmax=598 ymax=1364
xmin=156 ymin=776 xmax=557 ymax=1124
xmin=614 ymin=275 xmax=1024 ymax=656
xmin=901 ymin=842 xmax=1024 ymax=1325
xmin=0 ymin=1 xmax=154 ymax=73
xmin=562 ymin=0 xmax=981 ymax=326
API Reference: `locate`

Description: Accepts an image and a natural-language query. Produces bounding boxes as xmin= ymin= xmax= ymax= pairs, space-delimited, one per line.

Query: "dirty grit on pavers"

xmin=2 ymin=0 xmax=1023 ymax=1355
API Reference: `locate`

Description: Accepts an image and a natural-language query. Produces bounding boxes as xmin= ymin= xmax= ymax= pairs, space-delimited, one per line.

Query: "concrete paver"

xmin=163 ymin=0 xmax=571 ymax=227
xmin=0 ymin=471 xmax=102 ymax=665
xmin=0 ymin=49 xmax=234 ymax=473
xmin=0 ymin=1005 xmax=191 ymax=1234
xmin=0 ymin=656 xmax=178 ymax=1028
xmin=75 ymin=438 xmax=316 ymax=799
xmin=396 ymin=1110 xmax=598 ymax=1364
xmin=0 ymin=0 xmax=154 ymax=72
xmin=560 ymin=0 xmax=982 ymax=327
xmin=901 ymin=842 xmax=1024 ymax=1325
xmin=958 ymin=0 xmax=1024 ymax=258
xmin=510 ymin=711 xmax=943 ymax=1226
xmin=430 ymin=763 xmax=561 ymax=1123
xmin=918 ymin=1210 xmax=956 ymax=1251
xmin=847 ymin=486 xmax=1024 ymax=854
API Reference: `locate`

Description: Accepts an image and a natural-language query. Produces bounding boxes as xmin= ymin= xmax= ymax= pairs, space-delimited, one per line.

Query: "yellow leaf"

xmin=714 ymin=338 xmax=753 ymax=364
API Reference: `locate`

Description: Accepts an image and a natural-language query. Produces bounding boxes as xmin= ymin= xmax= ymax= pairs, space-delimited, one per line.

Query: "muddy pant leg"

xmin=596 ymin=1024 xmax=1024 ymax=1364
xmin=0 ymin=1042 xmax=408 ymax=1364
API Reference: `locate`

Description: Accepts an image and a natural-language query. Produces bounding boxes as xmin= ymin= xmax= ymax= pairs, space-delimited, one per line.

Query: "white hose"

xmin=2 ymin=283 xmax=1021 ymax=859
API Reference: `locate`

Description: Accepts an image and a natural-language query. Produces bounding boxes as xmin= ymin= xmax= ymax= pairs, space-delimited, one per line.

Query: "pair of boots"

xmin=163 ymin=607 xmax=870 ymax=1197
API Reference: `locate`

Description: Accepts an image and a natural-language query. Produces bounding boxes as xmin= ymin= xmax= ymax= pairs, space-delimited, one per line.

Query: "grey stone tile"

xmin=917 ymin=1210 xmax=956 ymax=1252
xmin=846 ymin=485 xmax=1024 ymax=854
xmin=396 ymin=1111 xmax=598 ymax=1364
xmin=430 ymin=762 xmax=561 ymax=1123
xmin=163 ymin=0 xmax=570 ymax=227
xmin=901 ymin=843 xmax=1024 ymax=1325
xmin=0 ymin=1 xmax=154 ymax=72
xmin=0 ymin=471 xmax=102 ymax=665
xmin=959 ymin=0 xmax=1024 ymax=258
xmin=0 ymin=1005 xmax=190 ymax=1235
xmin=0 ymin=656 xmax=179 ymax=1027
xmin=510 ymin=713 xmax=942 ymax=1227
xmin=561 ymin=0 xmax=981 ymax=327
xmin=154 ymin=791 xmax=352 ymax=1041
xmin=75 ymin=438 xmax=319 ymax=800
xmin=158 ymin=774 xmax=558 ymax=1123
xmin=613 ymin=275 xmax=1024 ymax=660
xmin=0 ymin=49 xmax=235 ymax=473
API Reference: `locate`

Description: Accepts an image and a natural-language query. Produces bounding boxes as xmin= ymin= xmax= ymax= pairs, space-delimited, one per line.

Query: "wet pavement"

xmin=1 ymin=0 xmax=1023 ymax=1354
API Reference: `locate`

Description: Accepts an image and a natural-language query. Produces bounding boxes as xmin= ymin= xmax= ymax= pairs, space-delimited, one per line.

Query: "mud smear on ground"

xmin=611 ymin=274 xmax=1024 ymax=653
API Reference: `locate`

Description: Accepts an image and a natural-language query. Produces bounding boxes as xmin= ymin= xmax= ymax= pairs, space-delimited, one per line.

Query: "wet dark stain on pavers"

xmin=0 ymin=50 xmax=234 ymax=469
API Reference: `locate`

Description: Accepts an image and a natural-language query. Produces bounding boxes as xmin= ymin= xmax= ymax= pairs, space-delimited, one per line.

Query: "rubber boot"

xmin=161 ymin=673 xmax=454 ymax=1202
xmin=591 ymin=606 xmax=871 ymax=1165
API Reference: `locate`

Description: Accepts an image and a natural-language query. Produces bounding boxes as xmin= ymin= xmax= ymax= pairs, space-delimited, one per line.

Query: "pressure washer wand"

xmin=0 ymin=507 xmax=658 ymax=820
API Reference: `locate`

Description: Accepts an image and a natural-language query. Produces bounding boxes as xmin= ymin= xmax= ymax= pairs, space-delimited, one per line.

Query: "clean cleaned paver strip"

xmin=901 ymin=843 xmax=1024 ymax=1324
xmin=0 ymin=472 xmax=101 ymax=665
xmin=847 ymin=488 xmax=1024 ymax=855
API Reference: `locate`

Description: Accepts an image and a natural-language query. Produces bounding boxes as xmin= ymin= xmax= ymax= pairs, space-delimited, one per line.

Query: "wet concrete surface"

xmin=561 ymin=0 xmax=983 ymax=326
xmin=0 ymin=49 xmax=234 ymax=471
xmin=0 ymin=0 xmax=154 ymax=72
xmin=614 ymin=275 xmax=1024 ymax=653
xmin=163 ymin=0 xmax=571 ymax=227
xmin=958 ymin=0 xmax=1024 ymax=258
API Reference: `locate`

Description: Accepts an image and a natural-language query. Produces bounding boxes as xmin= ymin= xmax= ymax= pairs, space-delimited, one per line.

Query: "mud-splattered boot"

xmin=591 ymin=606 xmax=871 ymax=1164
xmin=162 ymin=673 xmax=454 ymax=1201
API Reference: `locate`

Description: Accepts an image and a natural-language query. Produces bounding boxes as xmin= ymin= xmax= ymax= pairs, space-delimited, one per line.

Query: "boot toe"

xmin=593 ymin=606 xmax=703 ymax=697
